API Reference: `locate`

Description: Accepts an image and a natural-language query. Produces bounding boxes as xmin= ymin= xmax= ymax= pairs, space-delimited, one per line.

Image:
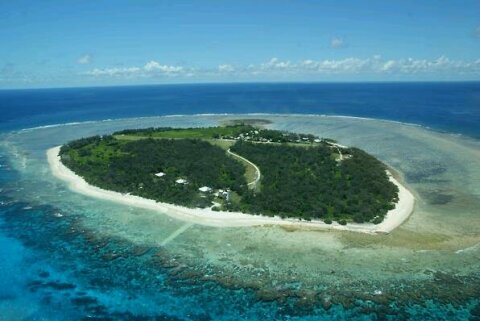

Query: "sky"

xmin=1 ymin=0 xmax=480 ymax=89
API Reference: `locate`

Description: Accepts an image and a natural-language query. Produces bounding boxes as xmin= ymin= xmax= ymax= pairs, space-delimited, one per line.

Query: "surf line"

xmin=160 ymin=222 xmax=194 ymax=246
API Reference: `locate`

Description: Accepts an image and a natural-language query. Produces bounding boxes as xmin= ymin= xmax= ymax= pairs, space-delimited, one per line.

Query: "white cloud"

xmin=84 ymin=67 xmax=141 ymax=77
xmin=261 ymin=57 xmax=292 ymax=70
xmin=77 ymin=54 xmax=92 ymax=65
xmin=300 ymin=57 xmax=368 ymax=73
xmin=84 ymin=60 xmax=186 ymax=78
xmin=381 ymin=60 xmax=396 ymax=72
xmin=218 ymin=64 xmax=235 ymax=72
xmin=330 ymin=37 xmax=345 ymax=48
xmin=82 ymin=56 xmax=480 ymax=80
xmin=143 ymin=61 xmax=183 ymax=73
xmin=251 ymin=56 xmax=480 ymax=75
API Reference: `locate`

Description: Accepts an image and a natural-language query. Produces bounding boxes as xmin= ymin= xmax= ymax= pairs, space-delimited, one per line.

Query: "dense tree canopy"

xmin=60 ymin=136 xmax=247 ymax=208
xmin=230 ymin=142 xmax=398 ymax=222
xmin=60 ymin=125 xmax=399 ymax=224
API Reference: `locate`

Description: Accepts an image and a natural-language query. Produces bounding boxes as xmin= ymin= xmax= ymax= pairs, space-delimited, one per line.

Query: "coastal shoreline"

xmin=47 ymin=146 xmax=415 ymax=234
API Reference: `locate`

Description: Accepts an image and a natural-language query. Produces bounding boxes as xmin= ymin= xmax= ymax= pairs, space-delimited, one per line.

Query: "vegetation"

xmin=229 ymin=142 xmax=398 ymax=223
xmin=113 ymin=125 xmax=256 ymax=140
xmin=113 ymin=124 xmax=322 ymax=144
xmin=60 ymin=125 xmax=399 ymax=224
xmin=60 ymin=136 xmax=247 ymax=208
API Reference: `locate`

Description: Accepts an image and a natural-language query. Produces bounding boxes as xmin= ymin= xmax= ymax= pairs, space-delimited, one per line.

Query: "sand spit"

xmin=47 ymin=146 xmax=414 ymax=234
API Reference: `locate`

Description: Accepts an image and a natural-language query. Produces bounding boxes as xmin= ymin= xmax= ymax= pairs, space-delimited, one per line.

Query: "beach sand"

xmin=47 ymin=146 xmax=414 ymax=234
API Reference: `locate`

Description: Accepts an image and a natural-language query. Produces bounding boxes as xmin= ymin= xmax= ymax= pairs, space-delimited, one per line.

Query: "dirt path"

xmin=227 ymin=149 xmax=261 ymax=189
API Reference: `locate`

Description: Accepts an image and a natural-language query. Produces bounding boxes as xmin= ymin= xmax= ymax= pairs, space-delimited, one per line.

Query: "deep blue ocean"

xmin=1 ymin=82 xmax=479 ymax=137
xmin=0 ymin=82 xmax=479 ymax=321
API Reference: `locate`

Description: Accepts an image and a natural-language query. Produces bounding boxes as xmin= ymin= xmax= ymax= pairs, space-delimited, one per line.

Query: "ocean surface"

xmin=1 ymin=82 xmax=480 ymax=137
xmin=0 ymin=82 xmax=479 ymax=320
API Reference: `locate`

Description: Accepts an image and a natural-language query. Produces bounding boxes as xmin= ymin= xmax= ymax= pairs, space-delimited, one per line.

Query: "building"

xmin=175 ymin=178 xmax=188 ymax=184
xmin=198 ymin=186 xmax=212 ymax=193
xmin=221 ymin=190 xmax=230 ymax=201
xmin=154 ymin=172 xmax=166 ymax=177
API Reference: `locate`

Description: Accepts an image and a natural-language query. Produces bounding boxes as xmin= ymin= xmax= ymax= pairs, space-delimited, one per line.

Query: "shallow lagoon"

xmin=1 ymin=114 xmax=479 ymax=320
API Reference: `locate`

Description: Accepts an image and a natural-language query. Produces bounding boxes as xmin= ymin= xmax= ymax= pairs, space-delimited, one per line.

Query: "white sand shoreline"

xmin=47 ymin=146 xmax=414 ymax=234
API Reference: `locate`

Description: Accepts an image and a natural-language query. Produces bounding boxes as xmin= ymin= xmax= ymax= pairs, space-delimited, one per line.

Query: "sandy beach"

xmin=47 ymin=146 xmax=414 ymax=234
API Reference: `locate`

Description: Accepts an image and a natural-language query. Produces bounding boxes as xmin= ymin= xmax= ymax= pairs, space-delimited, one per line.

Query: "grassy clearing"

xmin=113 ymin=134 xmax=146 ymax=141
xmin=69 ymin=142 xmax=128 ymax=165
xmin=206 ymin=139 xmax=235 ymax=150
xmin=115 ymin=125 xmax=254 ymax=140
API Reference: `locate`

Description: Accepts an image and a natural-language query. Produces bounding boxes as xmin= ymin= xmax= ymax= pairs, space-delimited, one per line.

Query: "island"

xmin=47 ymin=124 xmax=415 ymax=233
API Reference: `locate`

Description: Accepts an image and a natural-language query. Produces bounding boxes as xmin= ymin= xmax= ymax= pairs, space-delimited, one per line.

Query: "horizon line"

xmin=1 ymin=79 xmax=480 ymax=92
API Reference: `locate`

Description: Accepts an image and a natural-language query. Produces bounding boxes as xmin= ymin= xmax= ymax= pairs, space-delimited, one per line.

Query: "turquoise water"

xmin=0 ymin=114 xmax=479 ymax=320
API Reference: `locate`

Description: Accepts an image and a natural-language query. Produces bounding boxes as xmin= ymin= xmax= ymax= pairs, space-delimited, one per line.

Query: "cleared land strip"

xmin=227 ymin=149 xmax=261 ymax=190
